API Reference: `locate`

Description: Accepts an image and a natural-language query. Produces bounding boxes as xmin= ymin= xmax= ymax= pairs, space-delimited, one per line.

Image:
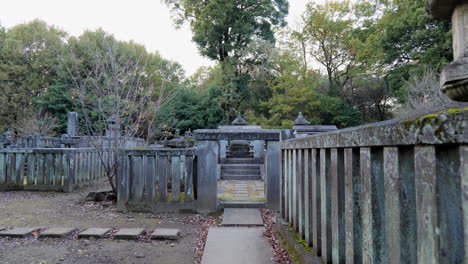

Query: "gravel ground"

xmin=0 ymin=182 xmax=217 ymax=264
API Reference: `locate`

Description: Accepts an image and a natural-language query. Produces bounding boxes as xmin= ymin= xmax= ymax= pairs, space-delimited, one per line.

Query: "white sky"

xmin=0 ymin=0 xmax=322 ymax=76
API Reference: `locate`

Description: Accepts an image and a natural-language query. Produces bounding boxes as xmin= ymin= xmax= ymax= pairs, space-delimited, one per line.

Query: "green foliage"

xmin=0 ymin=20 xmax=66 ymax=132
xmin=164 ymin=0 xmax=288 ymax=62
xmin=163 ymin=0 xmax=288 ymax=122
xmin=32 ymin=83 xmax=77 ymax=133
xmin=377 ymin=0 xmax=452 ymax=97
xmin=154 ymin=86 xmax=224 ymax=139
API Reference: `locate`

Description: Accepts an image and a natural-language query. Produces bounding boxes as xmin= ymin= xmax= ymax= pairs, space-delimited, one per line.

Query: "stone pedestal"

xmin=429 ymin=1 xmax=468 ymax=101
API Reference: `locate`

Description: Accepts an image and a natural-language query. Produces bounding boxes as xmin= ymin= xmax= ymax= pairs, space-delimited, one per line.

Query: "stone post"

xmin=219 ymin=140 xmax=228 ymax=163
xmin=67 ymin=112 xmax=79 ymax=137
xmin=253 ymin=140 xmax=265 ymax=163
xmin=266 ymin=141 xmax=280 ymax=210
xmin=33 ymin=133 xmax=40 ymax=148
xmin=428 ymin=0 xmax=468 ymax=101
xmin=196 ymin=140 xmax=219 ymax=213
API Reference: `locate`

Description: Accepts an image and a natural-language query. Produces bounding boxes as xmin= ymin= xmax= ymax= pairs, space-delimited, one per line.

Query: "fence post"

xmin=196 ymin=140 xmax=218 ymax=213
xmin=117 ymin=152 xmax=129 ymax=211
xmin=266 ymin=141 xmax=280 ymax=210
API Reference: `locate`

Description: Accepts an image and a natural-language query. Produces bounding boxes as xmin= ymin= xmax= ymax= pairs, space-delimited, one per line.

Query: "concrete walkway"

xmin=221 ymin=208 xmax=264 ymax=226
xmin=202 ymin=209 xmax=274 ymax=264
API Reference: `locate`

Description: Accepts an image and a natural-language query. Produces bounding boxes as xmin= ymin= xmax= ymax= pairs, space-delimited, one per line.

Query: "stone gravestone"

xmin=67 ymin=112 xmax=79 ymax=137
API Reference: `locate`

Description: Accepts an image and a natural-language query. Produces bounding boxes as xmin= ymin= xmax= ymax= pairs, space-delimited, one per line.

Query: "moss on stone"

xmin=402 ymin=107 xmax=468 ymax=130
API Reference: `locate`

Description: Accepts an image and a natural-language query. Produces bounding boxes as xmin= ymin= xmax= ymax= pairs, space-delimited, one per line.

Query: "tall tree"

xmin=163 ymin=0 xmax=288 ymax=63
xmin=163 ymin=0 xmax=289 ymax=121
xmin=0 ymin=20 xmax=66 ymax=131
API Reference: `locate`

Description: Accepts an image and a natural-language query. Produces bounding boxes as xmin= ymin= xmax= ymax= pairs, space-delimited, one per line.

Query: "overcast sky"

xmin=0 ymin=0 xmax=321 ymax=76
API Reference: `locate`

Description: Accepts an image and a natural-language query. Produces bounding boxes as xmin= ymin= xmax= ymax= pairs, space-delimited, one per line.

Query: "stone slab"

xmin=151 ymin=228 xmax=180 ymax=240
xmin=0 ymin=227 xmax=42 ymax=238
xmin=114 ymin=228 xmax=145 ymax=240
xmin=0 ymin=227 xmax=6 ymax=231
xmin=40 ymin=227 xmax=77 ymax=238
xmin=221 ymin=208 xmax=264 ymax=226
xmin=202 ymin=227 xmax=274 ymax=264
xmin=78 ymin=228 xmax=111 ymax=238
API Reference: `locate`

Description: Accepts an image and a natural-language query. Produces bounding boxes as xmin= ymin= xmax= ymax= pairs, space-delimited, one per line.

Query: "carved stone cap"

xmin=231 ymin=112 xmax=248 ymax=125
xmin=293 ymin=112 xmax=311 ymax=126
xmin=106 ymin=114 xmax=121 ymax=124
xmin=427 ymin=0 xmax=464 ymax=19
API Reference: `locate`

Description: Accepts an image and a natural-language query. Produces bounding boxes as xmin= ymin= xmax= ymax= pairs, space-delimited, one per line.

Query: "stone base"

xmin=441 ymin=58 xmax=468 ymax=102
xmin=276 ymin=218 xmax=323 ymax=264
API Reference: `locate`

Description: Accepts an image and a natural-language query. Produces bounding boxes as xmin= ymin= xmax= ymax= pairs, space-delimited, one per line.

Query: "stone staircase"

xmin=221 ymin=164 xmax=261 ymax=180
xmin=221 ymin=141 xmax=262 ymax=181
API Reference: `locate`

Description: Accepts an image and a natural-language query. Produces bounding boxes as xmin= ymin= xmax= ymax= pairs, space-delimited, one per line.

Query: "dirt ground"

xmin=0 ymin=182 xmax=214 ymax=264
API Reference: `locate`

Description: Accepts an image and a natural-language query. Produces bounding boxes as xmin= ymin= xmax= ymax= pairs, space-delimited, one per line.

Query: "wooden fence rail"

xmin=117 ymin=148 xmax=197 ymax=212
xmin=280 ymin=111 xmax=468 ymax=263
xmin=0 ymin=148 xmax=106 ymax=192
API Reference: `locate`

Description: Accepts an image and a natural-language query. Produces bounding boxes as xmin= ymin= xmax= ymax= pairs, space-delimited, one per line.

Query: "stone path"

xmin=221 ymin=208 xmax=264 ymax=226
xmin=202 ymin=208 xmax=274 ymax=264
xmin=217 ymin=180 xmax=265 ymax=202
xmin=0 ymin=227 xmax=181 ymax=241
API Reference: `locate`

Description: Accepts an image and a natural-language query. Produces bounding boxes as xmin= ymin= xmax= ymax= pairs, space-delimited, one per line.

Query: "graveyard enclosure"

xmin=279 ymin=110 xmax=468 ymax=263
xmin=0 ymin=148 xmax=107 ymax=192
xmin=117 ymin=148 xmax=197 ymax=213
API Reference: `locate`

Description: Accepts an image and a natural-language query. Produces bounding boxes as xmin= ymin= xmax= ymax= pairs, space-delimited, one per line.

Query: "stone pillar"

xmin=266 ymin=141 xmax=281 ymax=210
xmin=33 ymin=133 xmax=40 ymax=148
xmin=452 ymin=3 xmax=468 ymax=61
xmin=429 ymin=0 xmax=468 ymax=101
xmin=253 ymin=140 xmax=265 ymax=163
xmin=67 ymin=112 xmax=79 ymax=137
xmin=219 ymin=140 xmax=228 ymax=163
xmin=196 ymin=140 xmax=219 ymax=213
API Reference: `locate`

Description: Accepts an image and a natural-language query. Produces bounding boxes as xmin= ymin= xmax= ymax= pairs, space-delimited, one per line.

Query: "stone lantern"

xmin=292 ymin=112 xmax=337 ymax=137
xmin=427 ymin=0 xmax=468 ymax=101
xmin=105 ymin=114 xmax=121 ymax=137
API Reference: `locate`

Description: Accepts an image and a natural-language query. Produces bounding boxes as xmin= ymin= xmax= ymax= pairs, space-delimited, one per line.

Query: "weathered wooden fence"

xmin=117 ymin=148 xmax=196 ymax=212
xmin=0 ymin=148 xmax=106 ymax=192
xmin=280 ymin=110 xmax=468 ymax=263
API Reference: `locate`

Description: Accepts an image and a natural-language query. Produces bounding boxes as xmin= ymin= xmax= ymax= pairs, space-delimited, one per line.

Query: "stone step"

xmin=151 ymin=229 xmax=181 ymax=240
xmin=219 ymin=202 xmax=266 ymax=209
xmin=0 ymin=227 xmax=181 ymax=241
xmin=78 ymin=228 xmax=112 ymax=239
xmin=221 ymin=164 xmax=261 ymax=169
xmin=222 ymin=171 xmax=261 ymax=176
xmin=40 ymin=227 xmax=77 ymax=238
xmin=223 ymin=158 xmax=259 ymax=164
xmin=222 ymin=168 xmax=260 ymax=173
xmin=226 ymin=151 xmax=254 ymax=158
xmin=221 ymin=175 xmax=262 ymax=181
xmin=0 ymin=227 xmax=42 ymax=238
xmin=221 ymin=167 xmax=260 ymax=173
xmin=114 ymin=228 xmax=145 ymax=240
